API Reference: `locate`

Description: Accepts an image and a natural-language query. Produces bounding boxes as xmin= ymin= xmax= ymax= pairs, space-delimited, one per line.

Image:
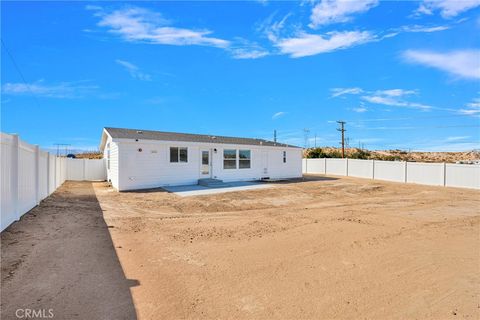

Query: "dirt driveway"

xmin=2 ymin=176 xmax=479 ymax=319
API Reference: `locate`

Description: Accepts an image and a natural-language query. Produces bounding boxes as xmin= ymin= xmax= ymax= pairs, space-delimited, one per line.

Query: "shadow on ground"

xmin=1 ymin=182 xmax=138 ymax=319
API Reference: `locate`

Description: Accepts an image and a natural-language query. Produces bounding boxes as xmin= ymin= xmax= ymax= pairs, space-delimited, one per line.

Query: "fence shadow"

xmin=1 ymin=181 xmax=138 ymax=319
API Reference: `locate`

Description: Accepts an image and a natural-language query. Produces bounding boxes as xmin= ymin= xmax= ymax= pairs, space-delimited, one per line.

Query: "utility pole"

xmin=54 ymin=143 xmax=70 ymax=157
xmin=274 ymin=130 xmax=277 ymax=143
xmin=336 ymin=121 xmax=346 ymax=158
xmin=303 ymin=128 xmax=310 ymax=149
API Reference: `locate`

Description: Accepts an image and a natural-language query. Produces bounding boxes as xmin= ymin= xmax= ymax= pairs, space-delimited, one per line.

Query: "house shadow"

xmin=1 ymin=182 xmax=138 ymax=320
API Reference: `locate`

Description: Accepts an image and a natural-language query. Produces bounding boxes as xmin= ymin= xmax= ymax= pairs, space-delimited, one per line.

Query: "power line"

xmin=1 ymin=38 xmax=41 ymax=109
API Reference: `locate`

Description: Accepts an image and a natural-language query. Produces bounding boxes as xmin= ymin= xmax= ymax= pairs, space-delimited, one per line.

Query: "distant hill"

xmin=73 ymin=151 xmax=103 ymax=159
xmin=304 ymin=147 xmax=480 ymax=163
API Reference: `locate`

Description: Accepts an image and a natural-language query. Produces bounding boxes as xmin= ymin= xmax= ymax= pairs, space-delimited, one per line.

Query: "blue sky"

xmin=1 ymin=0 xmax=479 ymax=152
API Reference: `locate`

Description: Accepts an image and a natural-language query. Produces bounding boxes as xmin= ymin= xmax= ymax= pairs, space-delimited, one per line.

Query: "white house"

xmin=99 ymin=127 xmax=303 ymax=191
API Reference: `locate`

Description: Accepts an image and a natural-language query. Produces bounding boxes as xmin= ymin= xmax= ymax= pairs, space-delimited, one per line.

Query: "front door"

xmin=200 ymin=149 xmax=211 ymax=178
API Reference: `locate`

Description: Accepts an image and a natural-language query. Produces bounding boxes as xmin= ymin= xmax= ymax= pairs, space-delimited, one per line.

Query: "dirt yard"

xmin=2 ymin=176 xmax=479 ymax=319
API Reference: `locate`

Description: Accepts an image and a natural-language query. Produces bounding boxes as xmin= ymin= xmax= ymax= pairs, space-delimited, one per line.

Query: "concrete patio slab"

xmin=162 ymin=181 xmax=274 ymax=197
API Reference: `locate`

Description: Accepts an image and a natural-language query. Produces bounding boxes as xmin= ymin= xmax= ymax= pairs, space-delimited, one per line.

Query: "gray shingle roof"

xmin=104 ymin=127 xmax=300 ymax=148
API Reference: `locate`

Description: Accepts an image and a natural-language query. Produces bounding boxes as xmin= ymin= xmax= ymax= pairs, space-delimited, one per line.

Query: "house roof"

xmin=102 ymin=127 xmax=301 ymax=150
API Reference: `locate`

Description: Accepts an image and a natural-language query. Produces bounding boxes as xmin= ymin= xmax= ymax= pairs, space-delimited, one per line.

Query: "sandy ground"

xmin=1 ymin=176 xmax=479 ymax=320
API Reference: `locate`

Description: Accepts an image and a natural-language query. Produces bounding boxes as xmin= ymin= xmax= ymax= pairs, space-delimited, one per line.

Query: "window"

xmin=283 ymin=151 xmax=287 ymax=163
xmin=170 ymin=147 xmax=188 ymax=163
xmin=239 ymin=150 xmax=251 ymax=169
xmin=224 ymin=149 xmax=237 ymax=169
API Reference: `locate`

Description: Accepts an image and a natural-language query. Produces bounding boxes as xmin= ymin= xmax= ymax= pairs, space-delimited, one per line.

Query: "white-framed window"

xmin=107 ymin=143 xmax=110 ymax=170
xmin=223 ymin=149 xmax=237 ymax=169
xmin=239 ymin=150 xmax=251 ymax=169
xmin=283 ymin=151 xmax=287 ymax=163
xmin=170 ymin=147 xmax=188 ymax=163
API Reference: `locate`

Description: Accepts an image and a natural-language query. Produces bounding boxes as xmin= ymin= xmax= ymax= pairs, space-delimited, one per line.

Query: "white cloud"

xmin=415 ymin=0 xmax=480 ymax=18
xmin=94 ymin=6 xmax=229 ymax=48
xmin=2 ymin=81 xmax=98 ymax=98
xmin=362 ymin=89 xmax=432 ymax=110
xmin=374 ymin=89 xmax=418 ymax=97
xmin=330 ymin=87 xmax=363 ymax=97
xmin=275 ymin=30 xmax=375 ymax=58
xmin=459 ymin=98 xmax=480 ymax=115
xmin=403 ymin=49 xmax=480 ymax=80
xmin=115 ymin=59 xmax=152 ymax=81
xmin=445 ymin=136 xmax=471 ymax=141
xmin=352 ymin=107 xmax=368 ymax=113
xmin=401 ymin=24 xmax=450 ymax=33
xmin=272 ymin=111 xmax=287 ymax=119
xmin=309 ymin=0 xmax=379 ymax=28
xmin=229 ymin=39 xmax=269 ymax=59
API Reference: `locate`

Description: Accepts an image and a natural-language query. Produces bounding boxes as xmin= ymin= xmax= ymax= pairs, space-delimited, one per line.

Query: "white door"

xmin=200 ymin=149 xmax=212 ymax=178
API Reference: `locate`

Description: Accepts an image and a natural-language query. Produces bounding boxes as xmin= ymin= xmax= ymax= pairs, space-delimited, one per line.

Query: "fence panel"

xmin=406 ymin=162 xmax=445 ymax=186
xmin=67 ymin=158 xmax=85 ymax=180
xmin=1 ymin=132 xmax=107 ymax=232
xmin=18 ymin=141 xmax=37 ymax=215
xmin=446 ymin=164 xmax=480 ymax=189
xmin=85 ymin=159 xmax=106 ymax=180
xmin=1 ymin=133 xmax=17 ymax=231
xmin=348 ymin=159 xmax=374 ymax=178
xmin=326 ymin=158 xmax=347 ymax=176
xmin=374 ymin=160 xmax=406 ymax=183
xmin=302 ymin=158 xmax=325 ymax=174
xmin=38 ymin=151 xmax=49 ymax=200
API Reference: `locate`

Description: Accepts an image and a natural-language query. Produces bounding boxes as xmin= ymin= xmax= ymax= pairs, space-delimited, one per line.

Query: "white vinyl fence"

xmin=303 ymin=158 xmax=480 ymax=190
xmin=1 ymin=133 xmax=106 ymax=232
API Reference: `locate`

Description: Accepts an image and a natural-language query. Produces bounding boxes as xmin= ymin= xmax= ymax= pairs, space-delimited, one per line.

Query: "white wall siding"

xmin=105 ymin=140 xmax=119 ymax=189
xmin=114 ymin=139 xmax=302 ymax=191
xmin=406 ymin=162 xmax=445 ymax=186
xmin=445 ymin=164 xmax=480 ymax=189
xmin=303 ymin=158 xmax=479 ymax=190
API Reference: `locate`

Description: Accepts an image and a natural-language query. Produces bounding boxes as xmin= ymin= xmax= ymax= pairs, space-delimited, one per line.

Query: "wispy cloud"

xmin=352 ymin=107 xmax=368 ymax=113
xmin=459 ymin=98 xmax=480 ymax=115
xmin=400 ymin=24 xmax=451 ymax=33
xmin=229 ymin=39 xmax=269 ymax=59
xmin=414 ymin=0 xmax=480 ymax=18
xmin=91 ymin=6 xmax=229 ymax=48
xmin=402 ymin=49 xmax=480 ymax=80
xmin=115 ymin=59 xmax=152 ymax=81
xmin=272 ymin=111 xmax=287 ymax=119
xmin=2 ymin=80 xmax=98 ymax=98
xmin=330 ymin=87 xmax=363 ymax=97
xmin=274 ymin=30 xmax=375 ymax=58
xmin=309 ymin=0 xmax=379 ymax=28
xmin=445 ymin=136 xmax=471 ymax=142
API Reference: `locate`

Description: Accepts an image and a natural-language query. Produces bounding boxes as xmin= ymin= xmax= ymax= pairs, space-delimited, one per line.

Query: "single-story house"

xmin=99 ymin=127 xmax=303 ymax=191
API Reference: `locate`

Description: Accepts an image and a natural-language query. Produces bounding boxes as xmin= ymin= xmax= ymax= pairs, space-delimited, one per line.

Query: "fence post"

xmin=372 ymin=159 xmax=375 ymax=179
xmin=34 ymin=145 xmax=40 ymax=205
xmin=83 ymin=158 xmax=87 ymax=181
xmin=346 ymin=158 xmax=349 ymax=176
xmin=46 ymin=153 xmax=50 ymax=195
xmin=11 ymin=134 xmax=20 ymax=221
xmin=443 ymin=162 xmax=447 ymax=187
xmin=404 ymin=161 xmax=408 ymax=183
xmin=324 ymin=158 xmax=327 ymax=175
